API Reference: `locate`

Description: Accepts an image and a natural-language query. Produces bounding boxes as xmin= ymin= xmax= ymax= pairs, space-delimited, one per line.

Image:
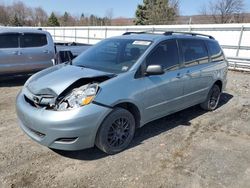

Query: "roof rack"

xmin=122 ymin=31 xmax=147 ymax=35
xmin=164 ymin=31 xmax=215 ymax=39
xmin=122 ymin=30 xmax=215 ymax=40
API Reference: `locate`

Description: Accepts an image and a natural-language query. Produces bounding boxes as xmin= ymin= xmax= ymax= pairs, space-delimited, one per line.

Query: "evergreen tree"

xmin=62 ymin=12 xmax=69 ymax=25
xmin=47 ymin=12 xmax=60 ymax=26
xmin=10 ymin=14 xmax=22 ymax=26
xmin=80 ymin=13 xmax=85 ymax=19
xmin=134 ymin=3 xmax=148 ymax=25
xmin=134 ymin=0 xmax=178 ymax=25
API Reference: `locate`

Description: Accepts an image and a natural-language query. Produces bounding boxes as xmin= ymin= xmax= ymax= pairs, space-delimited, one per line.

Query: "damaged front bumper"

xmin=16 ymin=90 xmax=112 ymax=150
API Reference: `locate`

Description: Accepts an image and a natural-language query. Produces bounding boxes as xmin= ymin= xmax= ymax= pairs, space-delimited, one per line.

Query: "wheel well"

xmin=114 ymin=102 xmax=141 ymax=128
xmin=214 ymin=80 xmax=223 ymax=91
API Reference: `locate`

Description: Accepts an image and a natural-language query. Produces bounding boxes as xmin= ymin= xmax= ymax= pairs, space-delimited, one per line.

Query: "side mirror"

xmin=145 ymin=65 xmax=164 ymax=76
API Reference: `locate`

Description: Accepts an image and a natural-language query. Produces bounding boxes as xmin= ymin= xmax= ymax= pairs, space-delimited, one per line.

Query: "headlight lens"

xmin=57 ymin=83 xmax=98 ymax=111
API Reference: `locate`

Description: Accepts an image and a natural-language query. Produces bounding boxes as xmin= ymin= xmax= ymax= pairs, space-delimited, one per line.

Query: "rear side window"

xmin=146 ymin=40 xmax=179 ymax=70
xmin=20 ymin=33 xmax=47 ymax=48
xmin=180 ymin=39 xmax=209 ymax=66
xmin=207 ymin=41 xmax=224 ymax=62
xmin=0 ymin=33 xmax=19 ymax=48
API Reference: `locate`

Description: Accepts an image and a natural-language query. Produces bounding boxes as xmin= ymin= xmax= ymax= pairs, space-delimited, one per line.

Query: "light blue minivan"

xmin=16 ymin=31 xmax=228 ymax=154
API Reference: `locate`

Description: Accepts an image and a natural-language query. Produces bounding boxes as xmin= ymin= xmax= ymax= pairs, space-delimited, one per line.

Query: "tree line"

xmin=0 ymin=1 xmax=113 ymax=26
xmin=0 ymin=0 xmax=247 ymax=27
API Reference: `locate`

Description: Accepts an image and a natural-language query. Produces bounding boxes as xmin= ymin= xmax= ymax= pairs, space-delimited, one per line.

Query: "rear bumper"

xmin=16 ymin=91 xmax=112 ymax=150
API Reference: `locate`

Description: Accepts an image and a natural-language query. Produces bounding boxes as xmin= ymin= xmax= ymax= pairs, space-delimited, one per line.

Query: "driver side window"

xmin=146 ymin=40 xmax=179 ymax=70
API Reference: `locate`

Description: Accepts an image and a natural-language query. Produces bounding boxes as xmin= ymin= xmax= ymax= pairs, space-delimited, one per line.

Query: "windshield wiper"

xmin=65 ymin=60 xmax=73 ymax=65
xmin=76 ymin=64 xmax=88 ymax=68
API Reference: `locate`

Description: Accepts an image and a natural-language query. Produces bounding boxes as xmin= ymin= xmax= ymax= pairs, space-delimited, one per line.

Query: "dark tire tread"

xmin=95 ymin=108 xmax=135 ymax=154
xmin=200 ymin=84 xmax=221 ymax=111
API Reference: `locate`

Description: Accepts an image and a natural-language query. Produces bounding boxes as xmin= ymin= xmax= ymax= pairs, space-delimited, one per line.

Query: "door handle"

xmin=186 ymin=70 xmax=192 ymax=77
xmin=12 ymin=51 xmax=22 ymax=55
xmin=176 ymin=73 xmax=182 ymax=78
xmin=43 ymin=50 xmax=49 ymax=54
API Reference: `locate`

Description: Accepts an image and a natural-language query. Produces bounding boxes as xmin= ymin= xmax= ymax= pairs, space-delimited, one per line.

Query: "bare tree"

xmin=170 ymin=0 xmax=179 ymax=15
xmin=0 ymin=5 xmax=9 ymax=25
xmin=33 ymin=7 xmax=48 ymax=26
xmin=104 ymin=8 xmax=113 ymax=26
xmin=58 ymin=12 xmax=77 ymax=26
xmin=199 ymin=4 xmax=208 ymax=16
xmin=10 ymin=1 xmax=29 ymax=25
xmin=201 ymin=0 xmax=245 ymax=23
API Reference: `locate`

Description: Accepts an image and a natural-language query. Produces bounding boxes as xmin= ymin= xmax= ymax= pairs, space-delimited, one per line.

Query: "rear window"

xmin=180 ymin=39 xmax=209 ymax=66
xmin=20 ymin=33 xmax=47 ymax=48
xmin=207 ymin=41 xmax=224 ymax=62
xmin=0 ymin=33 xmax=19 ymax=48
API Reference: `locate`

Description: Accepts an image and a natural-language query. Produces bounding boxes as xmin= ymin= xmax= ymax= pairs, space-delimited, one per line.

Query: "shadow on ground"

xmin=0 ymin=75 xmax=30 ymax=87
xmin=53 ymin=93 xmax=233 ymax=160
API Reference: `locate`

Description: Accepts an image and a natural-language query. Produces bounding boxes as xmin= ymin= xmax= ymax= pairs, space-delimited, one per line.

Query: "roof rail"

xmin=164 ymin=31 xmax=215 ymax=39
xmin=122 ymin=31 xmax=147 ymax=35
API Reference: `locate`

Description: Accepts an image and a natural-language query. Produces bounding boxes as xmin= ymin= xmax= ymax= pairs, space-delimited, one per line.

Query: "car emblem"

xmin=33 ymin=96 xmax=40 ymax=104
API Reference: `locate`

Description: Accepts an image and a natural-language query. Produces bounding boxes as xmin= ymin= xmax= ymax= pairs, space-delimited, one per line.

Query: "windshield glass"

xmin=73 ymin=38 xmax=151 ymax=74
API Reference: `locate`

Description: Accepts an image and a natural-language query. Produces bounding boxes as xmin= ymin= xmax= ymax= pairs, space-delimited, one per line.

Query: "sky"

xmin=2 ymin=0 xmax=250 ymax=18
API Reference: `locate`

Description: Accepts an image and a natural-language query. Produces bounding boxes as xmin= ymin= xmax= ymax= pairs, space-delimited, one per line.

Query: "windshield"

xmin=73 ymin=38 xmax=151 ymax=74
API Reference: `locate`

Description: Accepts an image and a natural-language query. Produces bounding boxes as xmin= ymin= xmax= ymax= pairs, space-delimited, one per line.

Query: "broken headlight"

xmin=57 ymin=83 xmax=98 ymax=111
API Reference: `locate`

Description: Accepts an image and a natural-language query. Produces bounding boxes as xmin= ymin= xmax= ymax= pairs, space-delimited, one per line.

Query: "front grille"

xmin=24 ymin=95 xmax=54 ymax=109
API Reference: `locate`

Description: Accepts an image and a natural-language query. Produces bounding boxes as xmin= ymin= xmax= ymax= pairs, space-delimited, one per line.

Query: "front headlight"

xmin=57 ymin=83 xmax=98 ymax=111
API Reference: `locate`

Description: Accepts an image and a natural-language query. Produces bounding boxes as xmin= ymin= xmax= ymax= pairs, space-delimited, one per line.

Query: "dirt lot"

xmin=0 ymin=71 xmax=249 ymax=188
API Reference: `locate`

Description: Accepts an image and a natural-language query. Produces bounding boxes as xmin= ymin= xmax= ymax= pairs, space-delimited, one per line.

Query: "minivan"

xmin=16 ymin=31 xmax=228 ymax=154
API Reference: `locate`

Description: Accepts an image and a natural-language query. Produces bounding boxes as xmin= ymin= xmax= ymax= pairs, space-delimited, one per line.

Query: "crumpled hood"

xmin=26 ymin=64 xmax=113 ymax=96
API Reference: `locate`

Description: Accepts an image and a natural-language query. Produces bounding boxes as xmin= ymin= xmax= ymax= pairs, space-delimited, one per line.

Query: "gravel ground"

xmin=0 ymin=71 xmax=249 ymax=188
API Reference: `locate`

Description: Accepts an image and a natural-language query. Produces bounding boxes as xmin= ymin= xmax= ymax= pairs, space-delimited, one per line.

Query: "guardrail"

xmin=227 ymin=57 xmax=250 ymax=72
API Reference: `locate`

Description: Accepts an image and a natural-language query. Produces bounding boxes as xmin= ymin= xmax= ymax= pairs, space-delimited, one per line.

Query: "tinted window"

xmin=207 ymin=40 xmax=224 ymax=62
xmin=20 ymin=33 xmax=47 ymax=48
xmin=0 ymin=33 xmax=19 ymax=48
xmin=180 ymin=39 xmax=209 ymax=66
xmin=146 ymin=40 xmax=179 ymax=70
xmin=73 ymin=39 xmax=151 ymax=74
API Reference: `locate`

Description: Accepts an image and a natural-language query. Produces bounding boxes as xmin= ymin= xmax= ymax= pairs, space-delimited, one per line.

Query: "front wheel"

xmin=200 ymin=84 xmax=221 ymax=111
xmin=95 ymin=108 xmax=135 ymax=154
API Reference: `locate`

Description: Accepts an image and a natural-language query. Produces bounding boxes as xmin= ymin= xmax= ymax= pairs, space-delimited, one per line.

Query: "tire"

xmin=200 ymin=84 xmax=221 ymax=111
xmin=95 ymin=108 xmax=135 ymax=154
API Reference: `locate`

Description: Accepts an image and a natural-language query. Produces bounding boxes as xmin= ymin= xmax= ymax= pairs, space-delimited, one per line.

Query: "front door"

xmin=141 ymin=40 xmax=186 ymax=124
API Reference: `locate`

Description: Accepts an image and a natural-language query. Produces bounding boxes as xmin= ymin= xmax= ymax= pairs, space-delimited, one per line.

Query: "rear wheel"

xmin=95 ymin=108 xmax=135 ymax=154
xmin=200 ymin=84 xmax=221 ymax=111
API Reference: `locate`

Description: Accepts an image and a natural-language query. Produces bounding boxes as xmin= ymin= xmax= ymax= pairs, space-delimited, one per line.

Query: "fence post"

xmin=53 ymin=27 xmax=56 ymax=40
xmin=189 ymin=25 xmax=192 ymax=32
xmin=63 ymin=27 xmax=65 ymax=41
xmin=236 ymin=25 xmax=244 ymax=57
xmin=75 ymin=28 xmax=77 ymax=42
xmin=87 ymin=27 xmax=90 ymax=44
xmin=105 ymin=27 xmax=107 ymax=38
